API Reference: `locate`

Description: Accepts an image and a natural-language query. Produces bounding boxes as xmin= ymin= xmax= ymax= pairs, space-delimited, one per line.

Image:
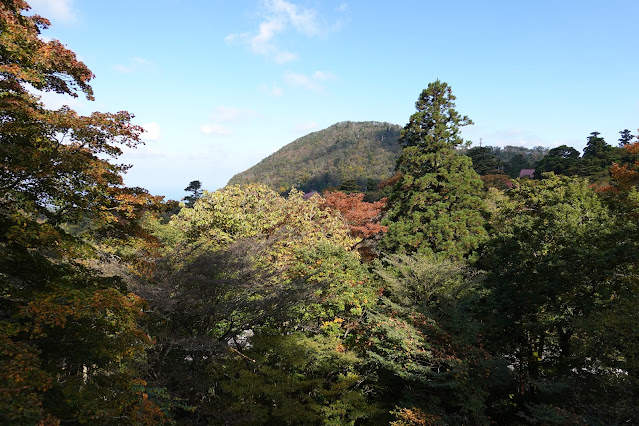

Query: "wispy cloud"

xmin=113 ymin=57 xmax=151 ymax=74
xmin=284 ymin=70 xmax=335 ymax=91
xmin=260 ymin=83 xmax=284 ymax=96
xmin=35 ymin=89 xmax=82 ymax=110
xmin=226 ymin=0 xmax=333 ymax=63
xmin=29 ymin=0 xmax=77 ymax=23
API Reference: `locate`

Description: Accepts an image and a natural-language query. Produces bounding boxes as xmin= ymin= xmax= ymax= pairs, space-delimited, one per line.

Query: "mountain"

xmin=228 ymin=121 xmax=403 ymax=194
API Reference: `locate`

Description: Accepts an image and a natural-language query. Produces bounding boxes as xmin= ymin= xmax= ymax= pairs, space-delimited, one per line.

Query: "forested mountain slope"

xmin=228 ymin=121 xmax=402 ymax=193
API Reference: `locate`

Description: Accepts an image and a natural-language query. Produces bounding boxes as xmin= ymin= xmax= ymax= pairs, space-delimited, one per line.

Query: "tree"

xmin=504 ymin=152 xmax=535 ymax=178
xmin=323 ymin=191 xmax=387 ymax=239
xmin=140 ymin=185 xmax=382 ymax=423
xmin=381 ymin=80 xmax=487 ymax=259
xmin=367 ymin=253 xmax=490 ymax=424
xmin=607 ymin=136 xmax=639 ymax=192
xmin=576 ymin=131 xmax=619 ymax=179
xmin=182 ymin=180 xmax=203 ymax=207
xmin=619 ymin=129 xmax=634 ymax=147
xmin=0 ymin=1 xmax=167 ymax=422
xmin=466 ymin=146 xmax=502 ymax=175
xmin=477 ymin=174 xmax=639 ymax=424
xmin=533 ymin=144 xmax=580 ymax=177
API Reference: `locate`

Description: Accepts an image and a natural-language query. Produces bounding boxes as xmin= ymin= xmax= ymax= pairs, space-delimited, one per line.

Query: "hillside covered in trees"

xmin=3 ymin=2 xmax=639 ymax=425
xmin=227 ymin=121 xmax=402 ymax=194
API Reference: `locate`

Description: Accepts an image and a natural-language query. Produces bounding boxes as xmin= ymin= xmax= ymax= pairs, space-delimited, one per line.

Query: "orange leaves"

xmin=601 ymin=137 xmax=639 ymax=195
xmin=609 ymin=161 xmax=639 ymax=192
xmin=0 ymin=0 xmax=94 ymax=98
xmin=322 ymin=191 xmax=388 ymax=239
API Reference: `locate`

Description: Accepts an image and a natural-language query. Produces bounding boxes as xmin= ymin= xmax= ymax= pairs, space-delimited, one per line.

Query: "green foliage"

xmin=498 ymin=146 xmax=548 ymax=178
xmin=619 ymin=128 xmax=635 ymax=147
xmin=466 ymin=146 xmax=503 ymax=175
xmin=533 ymin=144 xmax=580 ymax=177
xmin=140 ymin=184 xmax=383 ymax=423
xmin=477 ymin=173 xmax=639 ymax=423
xmin=228 ymin=121 xmax=402 ymax=194
xmin=166 ymin=184 xmax=355 ymax=273
xmin=575 ymin=131 xmax=622 ymax=180
xmin=206 ymin=333 xmax=378 ymax=425
xmin=381 ymin=81 xmax=487 ymax=259
xmin=365 ymin=253 xmax=490 ymax=424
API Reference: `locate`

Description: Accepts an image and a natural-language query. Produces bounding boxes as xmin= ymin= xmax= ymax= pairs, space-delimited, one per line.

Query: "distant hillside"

xmin=228 ymin=121 xmax=402 ymax=193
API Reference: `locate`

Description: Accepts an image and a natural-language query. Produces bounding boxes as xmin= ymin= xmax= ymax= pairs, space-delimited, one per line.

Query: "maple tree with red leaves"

xmin=322 ymin=190 xmax=388 ymax=239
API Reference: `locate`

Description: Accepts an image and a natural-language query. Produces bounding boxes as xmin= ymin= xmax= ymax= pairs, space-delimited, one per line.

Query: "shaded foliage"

xmin=477 ymin=174 xmax=639 ymax=424
xmin=0 ymin=1 xmax=167 ymax=423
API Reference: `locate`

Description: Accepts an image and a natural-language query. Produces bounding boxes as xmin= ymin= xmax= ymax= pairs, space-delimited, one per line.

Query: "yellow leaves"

xmin=168 ymin=183 xmax=356 ymax=277
xmin=391 ymin=407 xmax=442 ymax=426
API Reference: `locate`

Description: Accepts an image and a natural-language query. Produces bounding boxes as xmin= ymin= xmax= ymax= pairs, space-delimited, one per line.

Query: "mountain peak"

xmin=228 ymin=121 xmax=402 ymax=194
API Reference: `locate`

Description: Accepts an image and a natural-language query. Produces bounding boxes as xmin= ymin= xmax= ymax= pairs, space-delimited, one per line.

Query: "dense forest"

xmin=2 ymin=1 xmax=639 ymax=424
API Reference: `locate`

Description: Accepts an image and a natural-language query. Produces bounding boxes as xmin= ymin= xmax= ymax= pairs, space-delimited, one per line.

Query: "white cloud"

xmin=142 ymin=122 xmax=161 ymax=141
xmin=226 ymin=0 xmax=332 ymax=63
xmin=267 ymin=0 xmax=319 ymax=36
xmin=312 ymin=71 xmax=334 ymax=81
xmin=28 ymin=0 xmax=77 ymax=23
xmin=35 ymin=89 xmax=82 ymax=110
xmin=284 ymin=70 xmax=335 ymax=91
xmin=114 ymin=57 xmax=151 ymax=74
xmin=121 ymin=144 xmax=167 ymax=159
xmin=200 ymin=124 xmax=233 ymax=136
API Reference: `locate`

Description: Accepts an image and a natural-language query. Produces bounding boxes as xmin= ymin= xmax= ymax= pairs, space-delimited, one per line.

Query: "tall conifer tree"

xmin=381 ymin=81 xmax=486 ymax=259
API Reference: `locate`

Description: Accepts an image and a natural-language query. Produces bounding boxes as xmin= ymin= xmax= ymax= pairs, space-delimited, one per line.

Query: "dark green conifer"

xmin=381 ymin=81 xmax=486 ymax=259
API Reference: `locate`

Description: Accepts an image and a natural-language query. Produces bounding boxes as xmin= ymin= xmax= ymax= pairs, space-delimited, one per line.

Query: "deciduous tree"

xmin=0 ymin=1 xmax=166 ymax=422
xmin=323 ymin=191 xmax=387 ymax=239
xmin=478 ymin=174 xmax=639 ymax=424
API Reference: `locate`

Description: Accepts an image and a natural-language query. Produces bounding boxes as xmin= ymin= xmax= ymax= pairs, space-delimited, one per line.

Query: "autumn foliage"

xmin=608 ymin=134 xmax=639 ymax=191
xmin=0 ymin=1 xmax=167 ymax=423
xmin=322 ymin=191 xmax=387 ymax=239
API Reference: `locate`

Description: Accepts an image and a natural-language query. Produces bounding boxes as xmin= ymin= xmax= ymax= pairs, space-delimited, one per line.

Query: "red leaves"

xmin=600 ymin=135 xmax=639 ymax=195
xmin=322 ymin=191 xmax=388 ymax=239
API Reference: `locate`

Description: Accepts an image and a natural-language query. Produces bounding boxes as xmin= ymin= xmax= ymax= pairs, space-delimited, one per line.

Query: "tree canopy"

xmin=381 ymin=80 xmax=487 ymax=259
xmin=3 ymin=4 xmax=638 ymax=423
xmin=0 ymin=1 xmax=167 ymax=422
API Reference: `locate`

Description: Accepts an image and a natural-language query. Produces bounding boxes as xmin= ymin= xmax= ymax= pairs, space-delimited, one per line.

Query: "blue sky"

xmin=28 ymin=0 xmax=639 ymax=200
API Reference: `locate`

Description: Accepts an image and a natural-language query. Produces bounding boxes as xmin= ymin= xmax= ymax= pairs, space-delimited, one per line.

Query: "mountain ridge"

xmin=228 ymin=121 xmax=403 ymax=193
